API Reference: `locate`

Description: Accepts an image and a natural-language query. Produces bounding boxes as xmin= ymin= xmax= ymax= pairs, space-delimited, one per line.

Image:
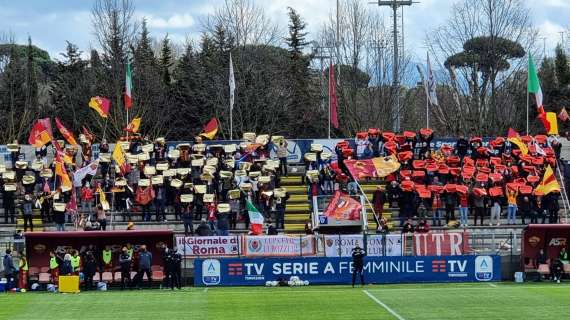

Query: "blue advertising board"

xmin=194 ymin=255 xmax=501 ymax=286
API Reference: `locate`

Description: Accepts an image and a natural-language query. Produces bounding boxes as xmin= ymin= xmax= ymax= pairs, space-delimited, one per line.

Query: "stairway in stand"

xmin=281 ymin=176 xmax=394 ymax=234
xmin=280 ymin=175 xmax=310 ymax=233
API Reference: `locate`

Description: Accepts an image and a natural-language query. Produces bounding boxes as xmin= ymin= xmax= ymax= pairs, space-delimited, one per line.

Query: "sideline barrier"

xmin=194 ymin=255 xmax=500 ymax=286
xmin=176 ymin=232 xmax=471 ymax=258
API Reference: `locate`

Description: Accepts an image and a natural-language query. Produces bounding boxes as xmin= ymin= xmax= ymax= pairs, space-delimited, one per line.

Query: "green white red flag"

xmin=125 ymin=62 xmax=133 ymax=109
xmin=246 ymin=200 xmax=264 ymax=235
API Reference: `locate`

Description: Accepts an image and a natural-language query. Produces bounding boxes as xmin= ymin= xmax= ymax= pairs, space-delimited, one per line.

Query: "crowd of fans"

xmin=1 ymin=127 xmax=568 ymax=236
xmin=300 ymin=128 xmax=566 ymax=230
xmin=0 ymin=132 xmax=290 ymax=235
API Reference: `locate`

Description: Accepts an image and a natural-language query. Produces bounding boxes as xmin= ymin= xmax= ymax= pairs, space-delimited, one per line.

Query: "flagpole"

xmin=426 ymin=99 xmax=429 ymax=129
xmin=230 ymin=104 xmax=233 ymax=140
xmin=526 ymin=88 xmax=530 ymax=134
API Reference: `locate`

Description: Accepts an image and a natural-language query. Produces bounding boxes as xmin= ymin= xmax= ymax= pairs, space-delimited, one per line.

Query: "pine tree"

xmin=555 ymin=44 xmax=570 ymax=87
xmin=159 ymin=34 xmax=173 ymax=86
xmin=25 ymin=36 xmax=39 ymax=114
xmin=284 ymin=7 xmax=320 ymax=137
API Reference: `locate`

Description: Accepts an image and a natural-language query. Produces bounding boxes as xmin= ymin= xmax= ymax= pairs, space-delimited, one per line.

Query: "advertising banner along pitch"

xmin=194 ymin=255 xmax=501 ymax=286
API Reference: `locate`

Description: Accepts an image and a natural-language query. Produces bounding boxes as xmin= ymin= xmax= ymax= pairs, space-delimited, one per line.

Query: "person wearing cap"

xmin=351 ymin=245 xmax=366 ymax=287
xmin=22 ymin=194 xmax=34 ymax=232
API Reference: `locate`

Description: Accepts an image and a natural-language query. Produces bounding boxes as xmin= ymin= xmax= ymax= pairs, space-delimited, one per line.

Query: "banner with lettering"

xmin=412 ymin=232 xmax=471 ymax=256
xmin=176 ymin=236 xmax=241 ymax=257
xmin=242 ymin=235 xmax=317 ymax=257
xmin=194 ymin=255 xmax=501 ymax=286
xmin=322 ymin=234 xmax=403 ymax=257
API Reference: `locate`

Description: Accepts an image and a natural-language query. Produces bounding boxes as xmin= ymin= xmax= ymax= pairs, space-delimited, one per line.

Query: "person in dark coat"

xmin=2 ymin=188 xmax=16 ymax=224
xmin=195 ymin=219 xmax=213 ymax=236
xmin=170 ymin=248 xmax=182 ymax=290
xmin=456 ymin=136 xmax=469 ymax=160
xmin=83 ymin=251 xmax=97 ymax=290
xmin=118 ymin=247 xmax=132 ymax=290
xmin=545 ymin=192 xmax=560 ymax=224
xmin=351 ymin=246 xmax=366 ymax=287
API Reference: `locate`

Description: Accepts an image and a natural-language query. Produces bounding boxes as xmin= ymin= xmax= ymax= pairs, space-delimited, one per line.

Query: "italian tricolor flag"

xmin=246 ymin=200 xmax=264 ymax=235
xmin=125 ymin=62 xmax=133 ymax=109
xmin=529 ymin=54 xmax=558 ymax=134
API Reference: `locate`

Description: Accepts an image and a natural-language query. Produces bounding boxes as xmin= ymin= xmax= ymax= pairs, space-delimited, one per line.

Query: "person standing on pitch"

xmin=351 ymin=245 xmax=367 ymax=287
xmin=170 ymin=247 xmax=182 ymax=290
xmin=119 ymin=247 xmax=132 ymax=290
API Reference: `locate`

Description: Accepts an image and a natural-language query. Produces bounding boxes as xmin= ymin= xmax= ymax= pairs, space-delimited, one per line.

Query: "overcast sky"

xmin=0 ymin=0 xmax=568 ymax=61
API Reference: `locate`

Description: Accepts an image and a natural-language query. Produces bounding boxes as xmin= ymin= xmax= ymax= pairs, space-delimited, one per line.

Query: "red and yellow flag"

xmin=55 ymin=117 xmax=77 ymax=145
xmin=124 ymin=117 xmax=141 ymax=133
xmin=323 ymin=191 xmax=362 ymax=221
xmin=88 ymin=96 xmax=111 ymax=118
xmin=344 ymin=155 xmax=401 ymax=181
xmin=112 ymin=141 xmax=130 ymax=175
xmin=535 ymin=165 xmax=560 ymax=195
xmin=54 ymin=153 xmax=72 ymax=192
xmin=199 ymin=118 xmax=219 ymax=140
xmin=28 ymin=118 xmax=53 ymax=148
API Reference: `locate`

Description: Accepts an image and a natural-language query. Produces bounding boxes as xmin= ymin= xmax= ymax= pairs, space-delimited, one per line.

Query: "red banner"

xmin=412 ymin=232 xmax=470 ymax=256
xmin=323 ymin=191 xmax=362 ymax=221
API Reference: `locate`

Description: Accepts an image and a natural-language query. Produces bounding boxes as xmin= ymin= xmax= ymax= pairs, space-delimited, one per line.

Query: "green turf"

xmin=1 ymin=283 xmax=570 ymax=319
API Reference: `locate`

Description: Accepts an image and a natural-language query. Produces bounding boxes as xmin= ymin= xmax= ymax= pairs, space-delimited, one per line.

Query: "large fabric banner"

xmin=242 ymin=235 xmax=317 ymax=257
xmin=323 ymin=191 xmax=362 ymax=221
xmin=176 ymin=236 xmax=240 ymax=257
xmin=344 ymin=155 xmax=400 ymax=181
xmin=322 ymin=234 xmax=403 ymax=257
xmin=412 ymin=232 xmax=471 ymax=256
xmin=194 ymin=255 xmax=501 ymax=286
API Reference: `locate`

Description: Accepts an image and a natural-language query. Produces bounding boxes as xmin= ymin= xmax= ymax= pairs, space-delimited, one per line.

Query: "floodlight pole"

xmin=371 ymin=1 xmax=418 ymax=132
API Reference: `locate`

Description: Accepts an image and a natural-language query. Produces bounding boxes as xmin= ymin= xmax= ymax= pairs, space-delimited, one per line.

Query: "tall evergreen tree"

xmin=25 ymin=36 xmax=39 ymax=115
xmin=159 ymin=34 xmax=173 ymax=86
xmin=285 ymin=7 xmax=320 ymax=137
xmin=555 ymin=44 xmax=570 ymax=88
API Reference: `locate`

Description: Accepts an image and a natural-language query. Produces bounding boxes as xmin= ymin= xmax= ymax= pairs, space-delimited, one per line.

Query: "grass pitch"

xmin=1 ymin=282 xmax=570 ymax=319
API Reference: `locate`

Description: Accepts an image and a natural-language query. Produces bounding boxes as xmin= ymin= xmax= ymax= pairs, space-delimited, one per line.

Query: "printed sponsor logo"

xmin=202 ymin=259 xmax=221 ymax=285
xmin=475 ymin=256 xmax=493 ymax=281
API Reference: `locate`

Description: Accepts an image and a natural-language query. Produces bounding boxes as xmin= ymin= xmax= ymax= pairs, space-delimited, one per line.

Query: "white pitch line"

xmin=488 ymin=283 xmax=498 ymax=288
xmin=203 ymin=288 xmax=208 ymax=293
xmin=363 ymin=290 xmax=406 ymax=320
